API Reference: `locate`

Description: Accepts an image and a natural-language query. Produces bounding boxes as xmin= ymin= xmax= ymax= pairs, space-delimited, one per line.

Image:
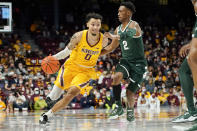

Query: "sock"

xmin=179 ymin=59 xmax=195 ymax=111
xmin=127 ymin=107 xmax=134 ymax=111
xmin=48 ymin=85 xmax=64 ymax=100
xmin=113 ymin=84 xmax=122 ymax=106
xmin=45 ymin=109 xmax=54 ymax=118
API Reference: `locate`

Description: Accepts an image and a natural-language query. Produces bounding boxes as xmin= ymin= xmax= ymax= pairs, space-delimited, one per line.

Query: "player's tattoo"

xmin=67 ymin=32 xmax=81 ymax=50
xmin=71 ymin=33 xmax=77 ymax=40
xmin=102 ymin=36 xmax=109 ymax=48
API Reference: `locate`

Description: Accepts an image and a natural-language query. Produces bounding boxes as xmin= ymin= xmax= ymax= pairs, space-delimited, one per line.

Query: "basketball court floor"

xmin=0 ymin=107 xmax=197 ymax=131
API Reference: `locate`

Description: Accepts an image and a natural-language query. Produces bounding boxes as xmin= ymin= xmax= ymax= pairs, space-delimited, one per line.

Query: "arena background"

xmin=0 ymin=0 xmax=197 ymax=131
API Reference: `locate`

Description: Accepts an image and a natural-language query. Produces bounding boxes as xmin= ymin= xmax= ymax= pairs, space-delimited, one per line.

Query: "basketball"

xmin=41 ymin=56 xmax=60 ymax=74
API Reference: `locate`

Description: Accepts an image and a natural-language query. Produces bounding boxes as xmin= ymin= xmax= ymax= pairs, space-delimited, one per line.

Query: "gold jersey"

xmin=66 ymin=30 xmax=103 ymax=67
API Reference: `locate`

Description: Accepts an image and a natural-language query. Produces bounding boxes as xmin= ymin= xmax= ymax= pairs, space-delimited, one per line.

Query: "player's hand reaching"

xmin=104 ymin=32 xmax=120 ymax=40
xmin=179 ymin=44 xmax=190 ymax=58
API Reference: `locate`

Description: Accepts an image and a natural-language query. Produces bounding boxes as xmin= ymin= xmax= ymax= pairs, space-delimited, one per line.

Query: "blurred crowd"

xmin=1 ymin=17 xmax=197 ymax=113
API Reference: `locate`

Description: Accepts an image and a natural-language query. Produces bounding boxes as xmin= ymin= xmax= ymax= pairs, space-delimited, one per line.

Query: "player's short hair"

xmin=86 ymin=13 xmax=103 ymax=23
xmin=120 ymin=1 xmax=136 ymax=14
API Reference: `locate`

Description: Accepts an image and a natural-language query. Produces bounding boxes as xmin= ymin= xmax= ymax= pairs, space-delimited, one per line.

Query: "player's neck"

xmin=88 ymin=31 xmax=99 ymax=40
xmin=87 ymin=31 xmax=100 ymax=45
xmin=121 ymin=18 xmax=131 ymax=28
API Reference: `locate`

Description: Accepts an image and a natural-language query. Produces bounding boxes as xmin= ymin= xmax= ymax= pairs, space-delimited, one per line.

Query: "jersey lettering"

xmin=123 ymin=41 xmax=129 ymax=50
xmin=84 ymin=54 xmax=92 ymax=60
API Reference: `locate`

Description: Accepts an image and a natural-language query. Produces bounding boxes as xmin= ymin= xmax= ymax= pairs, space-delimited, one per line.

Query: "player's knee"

xmin=126 ymin=90 xmax=134 ymax=101
xmin=112 ymin=72 xmax=123 ymax=84
xmin=67 ymin=87 xmax=80 ymax=97
xmin=126 ymin=89 xmax=134 ymax=97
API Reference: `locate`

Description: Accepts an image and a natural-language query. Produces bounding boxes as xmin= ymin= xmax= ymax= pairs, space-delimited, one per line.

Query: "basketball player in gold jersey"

xmin=39 ymin=13 xmax=110 ymax=124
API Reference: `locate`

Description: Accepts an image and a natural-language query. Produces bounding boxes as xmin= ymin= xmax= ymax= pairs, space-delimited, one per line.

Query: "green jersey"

xmin=192 ymin=16 xmax=197 ymax=38
xmin=117 ymin=20 xmax=146 ymax=64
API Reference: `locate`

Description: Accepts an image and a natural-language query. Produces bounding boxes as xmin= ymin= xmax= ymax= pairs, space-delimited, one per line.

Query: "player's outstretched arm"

xmin=100 ymin=28 xmax=120 ymax=56
xmin=53 ymin=31 xmax=82 ymax=60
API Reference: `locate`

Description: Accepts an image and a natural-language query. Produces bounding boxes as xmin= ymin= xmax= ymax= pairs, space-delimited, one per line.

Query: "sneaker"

xmin=108 ymin=105 xmax=124 ymax=119
xmin=127 ymin=108 xmax=135 ymax=122
xmin=39 ymin=113 xmax=49 ymax=124
xmin=172 ymin=110 xmax=197 ymax=123
xmin=45 ymin=97 xmax=57 ymax=109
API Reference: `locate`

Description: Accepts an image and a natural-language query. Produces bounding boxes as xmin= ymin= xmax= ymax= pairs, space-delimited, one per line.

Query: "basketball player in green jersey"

xmin=101 ymin=1 xmax=147 ymax=122
xmin=172 ymin=0 xmax=197 ymax=123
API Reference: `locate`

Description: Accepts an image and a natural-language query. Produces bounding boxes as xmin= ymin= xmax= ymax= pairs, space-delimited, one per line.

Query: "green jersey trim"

xmin=118 ymin=20 xmax=133 ymax=33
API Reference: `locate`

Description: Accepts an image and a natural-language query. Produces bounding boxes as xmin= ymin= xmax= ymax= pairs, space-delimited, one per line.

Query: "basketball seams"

xmin=48 ymin=61 xmax=60 ymax=67
xmin=41 ymin=56 xmax=60 ymax=74
xmin=41 ymin=62 xmax=48 ymax=67
xmin=49 ymin=63 xmax=59 ymax=68
xmin=45 ymin=63 xmax=48 ymax=73
xmin=46 ymin=59 xmax=58 ymax=61
xmin=48 ymin=63 xmax=59 ymax=73
xmin=48 ymin=63 xmax=55 ymax=74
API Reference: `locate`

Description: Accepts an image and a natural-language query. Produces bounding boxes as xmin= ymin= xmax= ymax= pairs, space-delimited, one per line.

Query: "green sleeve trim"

xmin=120 ymin=28 xmax=136 ymax=39
xmin=127 ymin=28 xmax=137 ymax=36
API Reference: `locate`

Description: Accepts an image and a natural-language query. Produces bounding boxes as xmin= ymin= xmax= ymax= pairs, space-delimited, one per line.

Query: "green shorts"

xmin=115 ymin=58 xmax=146 ymax=93
xmin=179 ymin=58 xmax=192 ymax=74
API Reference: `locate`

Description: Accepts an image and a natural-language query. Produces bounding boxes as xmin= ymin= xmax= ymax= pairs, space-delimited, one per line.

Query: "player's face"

xmin=87 ymin=18 xmax=101 ymax=35
xmin=192 ymin=0 xmax=197 ymax=14
xmin=118 ymin=6 xmax=131 ymax=22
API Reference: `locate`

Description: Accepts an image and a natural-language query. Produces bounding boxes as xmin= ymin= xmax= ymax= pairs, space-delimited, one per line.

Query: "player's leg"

xmin=126 ymin=90 xmax=135 ymax=109
xmin=51 ymin=86 xmax=80 ymax=113
xmin=126 ymin=67 xmax=144 ymax=122
xmin=126 ymin=62 xmax=146 ymax=122
xmin=109 ymin=60 xmax=130 ymax=119
xmin=126 ymin=83 xmax=139 ymax=122
xmin=40 ymin=86 xmax=80 ymax=124
xmin=108 ymin=71 xmax=124 ymax=119
xmin=45 ymin=85 xmax=64 ymax=109
xmin=45 ymin=67 xmax=74 ymax=109
xmin=172 ymin=58 xmax=197 ymax=123
xmin=188 ymin=48 xmax=197 ymax=89
xmin=39 ymin=73 xmax=90 ymax=124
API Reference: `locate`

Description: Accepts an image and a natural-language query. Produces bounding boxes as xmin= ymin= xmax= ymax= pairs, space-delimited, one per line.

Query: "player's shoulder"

xmin=114 ymin=27 xmax=119 ymax=34
xmin=69 ymin=31 xmax=84 ymax=45
xmin=131 ymin=20 xmax=138 ymax=24
xmin=74 ymin=30 xmax=84 ymax=37
xmin=71 ymin=30 xmax=84 ymax=42
xmin=129 ymin=20 xmax=139 ymax=27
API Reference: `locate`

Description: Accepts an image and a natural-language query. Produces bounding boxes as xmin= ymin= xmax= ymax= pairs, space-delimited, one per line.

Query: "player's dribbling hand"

xmin=49 ymin=54 xmax=57 ymax=59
